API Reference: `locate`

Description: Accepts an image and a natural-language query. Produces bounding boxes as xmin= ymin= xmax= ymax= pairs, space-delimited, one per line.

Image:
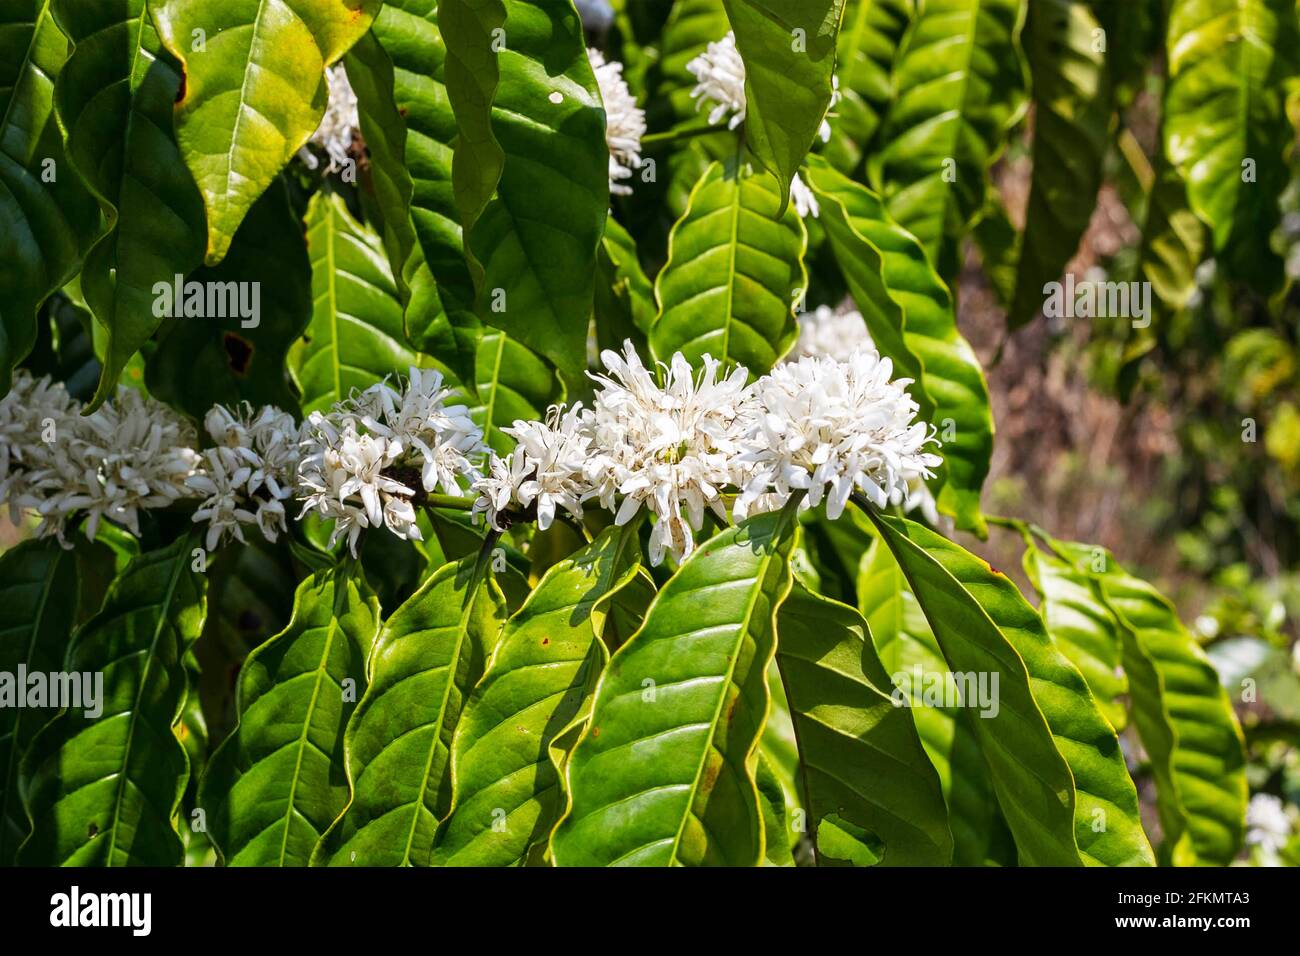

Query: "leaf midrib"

xmin=105 ymin=547 xmax=188 ymax=865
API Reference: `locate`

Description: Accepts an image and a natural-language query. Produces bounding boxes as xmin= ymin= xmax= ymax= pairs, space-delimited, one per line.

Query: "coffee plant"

xmin=1 ymin=0 xmax=1294 ymax=868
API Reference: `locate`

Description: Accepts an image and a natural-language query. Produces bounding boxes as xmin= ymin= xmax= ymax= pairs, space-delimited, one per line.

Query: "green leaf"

xmin=290 ymin=190 xmax=433 ymax=414
xmin=551 ymin=505 xmax=798 ymax=866
xmin=824 ymin=0 xmax=913 ymax=174
xmin=1051 ymin=539 xmax=1248 ymax=865
xmin=650 ymin=155 xmax=807 ymax=374
xmin=0 ymin=0 xmax=100 ymax=394
xmin=53 ymin=0 xmax=207 ymax=410
xmin=1133 ymin=157 xmax=1204 ymax=316
xmin=150 ymin=0 xmax=382 ymax=264
xmin=594 ymin=216 xmax=655 ymax=354
xmin=438 ymin=0 xmax=506 ymax=236
xmin=857 ymin=538 xmax=1011 ymax=865
xmin=1008 ymin=0 xmax=1113 ymax=327
xmin=18 ymin=537 xmax=206 ymax=866
xmin=200 ymin=563 xmax=379 ymax=866
xmin=720 ymin=0 xmax=846 ymax=208
xmin=146 ymin=179 xmax=310 ymax=417
xmin=350 ymin=4 xmax=480 ymax=382
xmin=807 ymin=157 xmax=993 ymax=535
xmin=755 ymin=752 xmax=794 ymax=865
xmin=1022 ymin=541 xmax=1129 ymax=734
xmin=314 ymin=556 xmax=505 ymax=865
xmin=868 ymin=513 xmax=1144 ymax=866
xmin=446 ymin=0 xmax=610 ymax=383
xmin=1164 ymin=0 xmax=1300 ymax=292
xmin=0 ymin=540 xmax=78 ymax=864
xmin=468 ymin=328 xmax=563 ymax=454
xmin=869 ymin=0 xmax=1028 ymax=277
xmin=775 ymin=579 xmax=952 ymax=865
xmin=433 ymin=524 xmax=642 ymax=866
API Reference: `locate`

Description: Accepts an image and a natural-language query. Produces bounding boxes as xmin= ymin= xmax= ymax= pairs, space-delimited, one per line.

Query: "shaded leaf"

xmin=19 ymin=536 xmax=206 ymax=865
xmin=200 ymin=563 xmax=378 ymax=866
xmin=150 ymin=0 xmax=382 ymax=264
xmin=775 ymin=578 xmax=952 ymax=865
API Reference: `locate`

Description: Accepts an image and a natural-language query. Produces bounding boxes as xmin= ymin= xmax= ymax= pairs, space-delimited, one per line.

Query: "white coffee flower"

xmin=687 ymin=32 xmax=747 ymax=130
xmin=297 ymin=411 xmax=416 ymax=555
xmin=687 ymin=32 xmax=839 ymax=143
xmin=736 ymin=350 xmax=941 ymax=521
xmin=791 ymin=304 xmax=875 ymax=362
xmin=0 ymin=371 xmax=77 ymax=522
xmin=589 ymin=48 xmax=646 ymax=196
xmin=188 ymin=403 xmax=299 ymax=551
xmin=41 ymin=389 xmax=202 ymax=541
xmin=298 ymin=63 xmax=359 ymax=174
xmin=1246 ymin=793 xmax=1293 ymax=857
xmin=473 ymin=403 xmax=593 ymax=532
xmin=345 ymin=366 xmax=485 ymax=496
xmin=790 ymin=172 xmax=819 ymax=220
xmin=296 ymin=369 xmax=485 ymax=553
xmin=587 ymin=342 xmax=751 ymax=565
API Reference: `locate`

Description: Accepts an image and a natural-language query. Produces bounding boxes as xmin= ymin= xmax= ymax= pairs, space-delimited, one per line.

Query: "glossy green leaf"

xmin=351 ymin=4 xmax=480 ymax=381
xmin=315 ymin=556 xmax=506 ymax=865
xmin=0 ymin=0 xmax=99 ymax=394
xmin=468 ymin=328 xmax=563 ymax=454
xmin=1008 ymin=0 xmax=1113 ymax=327
xmin=650 ymin=155 xmax=807 ymax=374
xmin=824 ymin=0 xmax=913 ymax=174
xmin=290 ymin=190 xmax=432 ymax=414
xmin=146 ymin=179 xmax=310 ymax=418
xmin=755 ymin=752 xmax=794 ymax=865
xmin=0 ymin=540 xmax=78 ymax=864
xmin=200 ymin=563 xmax=379 ymax=866
xmin=807 ymin=157 xmax=993 ymax=535
xmin=775 ymin=579 xmax=952 ymax=865
xmin=720 ymin=0 xmax=845 ymax=208
xmin=53 ymin=0 xmax=207 ymax=410
xmin=552 ymin=505 xmax=798 ymax=866
xmin=1023 ymin=543 xmax=1128 ymax=735
xmin=594 ymin=215 xmax=655 ymax=354
xmin=868 ymin=513 xmax=1154 ymax=866
xmin=869 ymin=0 xmax=1028 ymax=277
xmin=439 ymin=0 xmax=505 ymax=235
xmin=1052 ymin=539 xmax=1248 ymax=865
xmin=150 ymin=0 xmax=382 ymax=264
xmin=433 ymin=524 xmax=642 ymax=866
xmin=446 ymin=0 xmax=609 ymax=383
xmin=1164 ymin=0 xmax=1300 ymax=292
xmin=857 ymin=538 xmax=1011 ymax=866
xmin=18 ymin=536 xmax=206 ymax=866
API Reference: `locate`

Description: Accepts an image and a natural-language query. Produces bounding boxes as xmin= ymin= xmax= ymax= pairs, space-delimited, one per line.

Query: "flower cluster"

xmin=0 ymin=371 xmax=201 ymax=542
xmin=792 ymin=304 xmax=876 ymax=362
xmin=298 ymin=63 xmax=360 ymax=174
xmin=687 ymin=32 xmax=748 ymax=130
xmin=188 ymin=404 xmax=300 ymax=551
xmin=589 ymin=48 xmax=646 ymax=196
xmin=685 ymin=33 xmax=839 ymax=220
xmin=474 ymin=340 xmax=941 ymax=565
xmin=736 ymin=350 xmax=941 ymax=521
xmin=1 ymin=339 xmax=941 ymax=567
xmin=298 ymin=368 xmax=484 ymax=554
